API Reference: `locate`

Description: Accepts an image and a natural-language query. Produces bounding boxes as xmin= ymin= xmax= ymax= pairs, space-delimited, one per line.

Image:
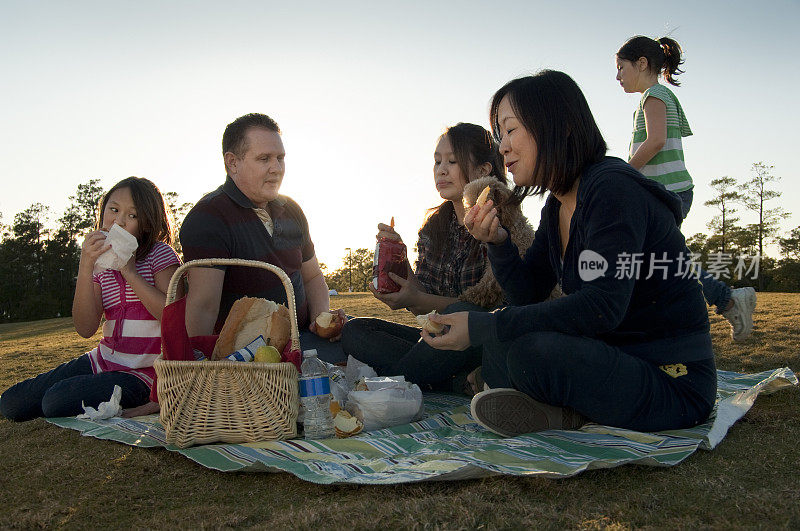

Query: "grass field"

xmin=1 ymin=293 xmax=798 ymax=529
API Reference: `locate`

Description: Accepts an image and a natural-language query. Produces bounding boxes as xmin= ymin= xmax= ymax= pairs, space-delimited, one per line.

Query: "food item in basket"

xmin=476 ymin=184 xmax=491 ymax=207
xmin=315 ymin=311 xmax=344 ymax=339
xmin=416 ymin=311 xmax=445 ymax=334
xmin=333 ymin=410 xmax=363 ymax=438
xmin=372 ymin=217 xmax=408 ymax=293
xmin=254 ymin=345 xmax=282 ymax=363
xmin=211 ymin=297 xmax=291 ymax=360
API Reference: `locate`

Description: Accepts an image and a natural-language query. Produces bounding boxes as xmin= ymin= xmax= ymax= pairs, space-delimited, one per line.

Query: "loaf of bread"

xmin=211 ymin=297 xmax=291 ymax=360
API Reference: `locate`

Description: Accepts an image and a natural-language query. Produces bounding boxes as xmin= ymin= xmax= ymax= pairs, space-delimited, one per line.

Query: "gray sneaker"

xmin=722 ymin=287 xmax=757 ymax=341
xmin=470 ymin=388 xmax=586 ymax=437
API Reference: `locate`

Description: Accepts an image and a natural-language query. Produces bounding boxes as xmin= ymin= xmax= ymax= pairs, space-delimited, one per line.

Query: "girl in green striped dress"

xmin=615 ymin=35 xmax=756 ymax=341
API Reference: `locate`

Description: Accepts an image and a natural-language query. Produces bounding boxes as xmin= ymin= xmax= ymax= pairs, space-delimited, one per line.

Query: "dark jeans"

xmin=482 ymin=330 xmax=717 ymax=432
xmin=300 ymin=329 xmax=347 ymax=365
xmin=340 ymin=301 xmax=485 ymax=391
xmin=676 ymin=189 xmax=732 ymax=312
xmin=0 ymin=355 xmax=150 ymax=421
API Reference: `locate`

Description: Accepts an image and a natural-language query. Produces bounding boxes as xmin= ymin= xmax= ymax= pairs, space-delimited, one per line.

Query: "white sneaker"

xmin=722 ymin=287 xmax=756 ymax=341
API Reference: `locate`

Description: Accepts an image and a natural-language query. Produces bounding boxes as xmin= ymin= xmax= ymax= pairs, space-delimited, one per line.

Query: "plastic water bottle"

xmin=298 ymin=349 xmax=334 ymax=440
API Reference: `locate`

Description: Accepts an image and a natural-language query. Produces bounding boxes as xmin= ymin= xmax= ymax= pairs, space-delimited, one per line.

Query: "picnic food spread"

xmin=211 ymin=297 xmax=291 ymax=360
xmin=315 ymin=311 xmax=344 ymax=338
xmin=416 ymin=311 xmax=444 ymax=334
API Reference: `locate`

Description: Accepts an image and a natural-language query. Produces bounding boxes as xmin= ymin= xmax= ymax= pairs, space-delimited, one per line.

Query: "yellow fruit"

xmin=254 ymin=345 xmax=281 ymax=363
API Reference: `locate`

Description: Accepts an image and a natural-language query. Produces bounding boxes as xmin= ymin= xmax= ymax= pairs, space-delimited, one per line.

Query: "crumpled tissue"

xmin=93 ymin=224 xmax=138 ymax=275
xmin=77 ymin=385 xmax=122 ymax=420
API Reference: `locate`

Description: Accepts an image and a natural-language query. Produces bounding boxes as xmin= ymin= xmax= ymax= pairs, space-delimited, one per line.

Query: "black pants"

xmin=0 ymin=355 xmax=150 ymax=421
xmin=482 ymin=331 xmax=718 ymax=432
xmin=340 ymin=301 xmax=485 ymax=391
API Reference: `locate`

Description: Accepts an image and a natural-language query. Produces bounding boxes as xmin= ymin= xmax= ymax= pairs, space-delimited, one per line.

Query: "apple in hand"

xmin=315 ymin=311 xmax=344 ymax=339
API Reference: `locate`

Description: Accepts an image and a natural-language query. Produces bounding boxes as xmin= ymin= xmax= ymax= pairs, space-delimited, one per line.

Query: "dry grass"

xmin=1 ymin=293 xmax=798 ymax=529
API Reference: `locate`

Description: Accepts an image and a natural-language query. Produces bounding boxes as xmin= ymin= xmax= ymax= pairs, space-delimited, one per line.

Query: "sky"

xmin=1 ymin=0 xmax=798 ymax=269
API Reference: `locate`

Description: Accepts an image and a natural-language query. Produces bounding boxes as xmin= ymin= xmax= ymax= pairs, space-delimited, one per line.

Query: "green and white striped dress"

xmin=629 ymin=84 xmax=693 ymax=192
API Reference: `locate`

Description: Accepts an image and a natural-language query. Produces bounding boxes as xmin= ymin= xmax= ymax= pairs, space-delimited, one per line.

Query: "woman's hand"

xmin=121 ymin=400 xmax=160 ymax=418
xmin=464 ymin=200 xmax=508 ymax=245
xmin=421 ymin=312 xmax=471 ymax=351
xmin=376 ymin=222 xmax=402 ymax=242
xmin=79 ymin=230 xmax=111 ymax=268
xmin=369 ymin=272 xmax=423 ymax=311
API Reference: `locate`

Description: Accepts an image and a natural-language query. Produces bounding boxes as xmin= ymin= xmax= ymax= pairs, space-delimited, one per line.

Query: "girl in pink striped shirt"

xmin=0 ymin=177 xmax=180 ymax=421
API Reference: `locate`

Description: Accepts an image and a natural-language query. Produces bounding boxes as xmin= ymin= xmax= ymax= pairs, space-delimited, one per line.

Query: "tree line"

xmin=685 ymin=162 xmax=798 ymax=292
xmin=0 ymin=162 xmax=796 ymax=323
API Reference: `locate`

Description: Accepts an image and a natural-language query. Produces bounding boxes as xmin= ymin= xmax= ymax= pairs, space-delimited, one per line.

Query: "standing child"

xmin=0 ymin=177 xmax=181 ymax=421
xmin=615 ymin=35 xmax=756 ymax=341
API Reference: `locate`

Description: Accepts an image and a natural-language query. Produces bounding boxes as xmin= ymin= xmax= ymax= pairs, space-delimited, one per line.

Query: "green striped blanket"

xmin=47 ymin=368 xmax=796 ymax=484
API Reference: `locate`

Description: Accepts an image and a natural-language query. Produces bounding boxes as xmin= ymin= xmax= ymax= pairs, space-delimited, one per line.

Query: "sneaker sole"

xmin=470 ymin=389 xmax=582 ymax=437
xmin=743 ymin=287 xmax=757 ymax=312
xmin=731 ymin=287 xmax=757 ymax=341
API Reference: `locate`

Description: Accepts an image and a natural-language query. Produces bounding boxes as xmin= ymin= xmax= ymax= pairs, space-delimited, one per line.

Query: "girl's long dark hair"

xmin=96 ymin=176 xmax=174 ymax=261
xmin=617 ymin=35 xmax=685 ymax=86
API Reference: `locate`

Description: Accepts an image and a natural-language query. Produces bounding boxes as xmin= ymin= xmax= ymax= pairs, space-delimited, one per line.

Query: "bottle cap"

xmin=302 ymin=349 xmax=318 ymax=358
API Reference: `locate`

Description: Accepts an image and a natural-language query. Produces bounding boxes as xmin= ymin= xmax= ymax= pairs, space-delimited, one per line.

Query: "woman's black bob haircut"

xmin=489 ymin=70 xmax=607 ymax=199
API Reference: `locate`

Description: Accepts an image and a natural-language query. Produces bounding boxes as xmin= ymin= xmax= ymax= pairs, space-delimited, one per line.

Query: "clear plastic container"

xmin=298 ymin=349 xmax=334 ymax=439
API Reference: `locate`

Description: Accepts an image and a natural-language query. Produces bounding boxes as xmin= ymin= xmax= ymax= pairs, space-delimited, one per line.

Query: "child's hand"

xmin=80 ymin=231 xmax=111 ymax=266
xmin=120 ymin=254 xmax=137 ymax=278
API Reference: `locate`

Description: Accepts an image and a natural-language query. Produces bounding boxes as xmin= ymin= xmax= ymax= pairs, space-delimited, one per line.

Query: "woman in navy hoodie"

xmin=423 ymin=70 xmax=716 ymax=437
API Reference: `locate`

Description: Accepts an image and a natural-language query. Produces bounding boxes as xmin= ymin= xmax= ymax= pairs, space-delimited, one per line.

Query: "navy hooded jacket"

xmin=468 ymin=157 xmax=712 ymax=365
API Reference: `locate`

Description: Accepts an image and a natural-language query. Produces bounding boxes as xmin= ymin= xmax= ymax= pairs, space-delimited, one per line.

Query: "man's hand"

xmin=309 ymin=308 xmax=347 ymax=342
xmin=464 ymin=200 xmax=508 ymax=245
xmin=420 ymin=311 xmax=471 ymax=351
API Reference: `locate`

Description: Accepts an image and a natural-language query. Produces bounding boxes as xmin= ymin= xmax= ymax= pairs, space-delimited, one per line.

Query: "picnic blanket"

xmin=47 ymin=367 xmax=797 ymax=484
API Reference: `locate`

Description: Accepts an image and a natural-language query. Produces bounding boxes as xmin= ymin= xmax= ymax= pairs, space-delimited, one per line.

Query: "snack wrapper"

xmin=224 ymin=335 xmax=266 ymax=362
xmin=372 ymin=237 xmax=407 ymax=293
xmin=345 ymin=377 xmax=424 ymax=432
xmin=93 ymin=224 xmax=138 ymax=275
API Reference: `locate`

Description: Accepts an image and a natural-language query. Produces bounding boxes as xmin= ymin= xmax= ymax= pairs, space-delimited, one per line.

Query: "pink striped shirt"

xmin=87 ymin=242 xmax=181 ymax=390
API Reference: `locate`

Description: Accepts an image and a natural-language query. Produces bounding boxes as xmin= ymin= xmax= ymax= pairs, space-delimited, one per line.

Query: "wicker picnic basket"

xmin=154 ymin=258 xmax=300 ymax=448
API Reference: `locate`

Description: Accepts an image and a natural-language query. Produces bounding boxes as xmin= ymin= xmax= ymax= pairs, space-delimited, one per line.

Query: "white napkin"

xmin=93 ymin=224 xmax=138 ymax=275
xmin=77 ymin=385 xmax=122 ymax=420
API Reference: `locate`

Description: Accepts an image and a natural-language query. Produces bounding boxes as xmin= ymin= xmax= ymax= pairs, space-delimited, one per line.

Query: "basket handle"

xmin=166 ymin=258 xmax=301 ymax=352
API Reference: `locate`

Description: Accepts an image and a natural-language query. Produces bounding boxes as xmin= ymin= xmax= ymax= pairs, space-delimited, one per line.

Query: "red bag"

xmin=372 ymin=238 xmax=408 ymax=293
xmin=150 ymin=296 xmax=218 ymax=402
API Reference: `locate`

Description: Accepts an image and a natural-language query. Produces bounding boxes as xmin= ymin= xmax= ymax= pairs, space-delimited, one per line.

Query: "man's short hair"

xmin=222 ymin=113 xmax=281 ymax=161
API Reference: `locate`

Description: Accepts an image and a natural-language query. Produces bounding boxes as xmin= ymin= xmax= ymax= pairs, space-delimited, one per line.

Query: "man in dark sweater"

xmin=180 ymin=113 xmax=345 ymax=362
